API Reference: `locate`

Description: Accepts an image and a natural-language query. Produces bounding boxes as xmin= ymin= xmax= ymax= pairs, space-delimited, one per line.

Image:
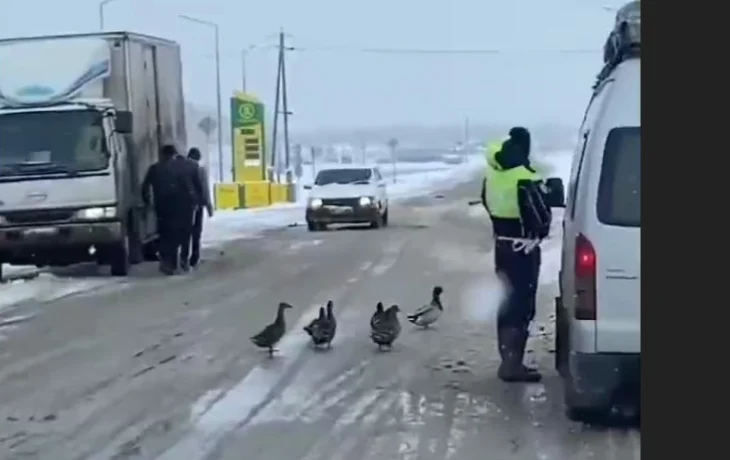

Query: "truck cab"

xmin=0 ymin=31 xmax=187 ymax=280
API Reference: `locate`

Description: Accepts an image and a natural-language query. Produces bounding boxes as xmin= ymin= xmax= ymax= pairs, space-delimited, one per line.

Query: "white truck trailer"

xmin=0 ymin=32 xmax=187 ymax=280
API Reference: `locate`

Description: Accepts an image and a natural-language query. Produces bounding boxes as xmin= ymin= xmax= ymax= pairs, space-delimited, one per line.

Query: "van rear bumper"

xmin=568 ymin=352 xmax=640 ymax=406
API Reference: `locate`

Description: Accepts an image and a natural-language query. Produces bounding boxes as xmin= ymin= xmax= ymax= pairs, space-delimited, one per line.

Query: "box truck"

xmin=0 ymin=32 xmax=187 ymax=280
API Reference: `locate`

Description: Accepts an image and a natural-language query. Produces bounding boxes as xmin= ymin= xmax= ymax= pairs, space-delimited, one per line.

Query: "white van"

xmin=555 ymin=1 xmax=640 ymax=421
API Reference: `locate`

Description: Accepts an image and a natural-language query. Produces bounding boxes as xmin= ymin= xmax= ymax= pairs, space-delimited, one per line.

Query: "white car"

xmin=555 ymin=5 xmax=640 ymax=422
xmin=304 ymin=166 xmax=389 ymax=231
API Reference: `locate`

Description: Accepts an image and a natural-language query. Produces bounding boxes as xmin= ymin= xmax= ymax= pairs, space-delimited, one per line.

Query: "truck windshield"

xmin=315 ymin=168 xmax=372 ymax=186
xmin=0 ymin=109 xmax=109 ymax=176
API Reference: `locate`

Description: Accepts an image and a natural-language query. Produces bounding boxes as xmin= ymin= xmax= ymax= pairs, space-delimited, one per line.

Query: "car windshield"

xmin=0 ymin=109 xmax=109 ymax=177
xmin=314 ymin=168 xmax=372 ymax=186
xmin=597 ymin=126 xmax=640 ymax=227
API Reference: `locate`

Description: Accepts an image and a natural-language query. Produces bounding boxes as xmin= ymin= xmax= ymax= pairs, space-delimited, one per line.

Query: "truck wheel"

xmin=143 ymin=239 xmax=160 ymax=262
xmin=110 ymin=233 xmax=131 ymax=277
xmin=370 ymin=214 xmax=383 ymax=229
xmin=127 ymin=214 xmax=144 ymax=265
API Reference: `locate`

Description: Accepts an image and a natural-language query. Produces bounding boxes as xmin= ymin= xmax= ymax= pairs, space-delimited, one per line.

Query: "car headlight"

xmin=309 ymin=198 xmax=323 ymax=209
xmin=358 ymin=196 xmax=372 ymax=206
xmin=75 ymin=206 xmax=117 ymax=220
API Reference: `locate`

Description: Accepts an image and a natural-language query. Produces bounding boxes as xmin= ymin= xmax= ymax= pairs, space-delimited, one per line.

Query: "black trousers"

xmin=495 ymin=240 xmax=541 ymax=335
xmin=157 ymin=206 xmax=195 ymax=271
xmin=189 ymin=207 xmax=204 ymax=267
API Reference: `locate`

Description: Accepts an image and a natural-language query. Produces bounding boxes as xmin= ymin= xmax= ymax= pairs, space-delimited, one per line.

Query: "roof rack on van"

xmin=593 ymin=0 xmax=640 ymax=88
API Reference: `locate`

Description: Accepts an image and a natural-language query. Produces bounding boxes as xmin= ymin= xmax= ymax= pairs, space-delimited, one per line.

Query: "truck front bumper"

xmin=0 ymin=221 xmax=123 ymax=265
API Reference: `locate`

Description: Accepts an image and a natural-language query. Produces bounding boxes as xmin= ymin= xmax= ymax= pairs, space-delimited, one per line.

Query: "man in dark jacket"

xmin=141 ymin=144 xmax=201 ymax=275
xmin=482 ymin=127 xmax=552 ymax=382
xmin=186 ymin=147 xmax=213 ymax=269
xmin=175 ymin=151 xmax=206 ymax=271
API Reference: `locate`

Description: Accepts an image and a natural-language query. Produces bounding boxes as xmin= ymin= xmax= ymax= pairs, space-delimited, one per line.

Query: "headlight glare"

xmin=309 ymin=198 xmax=323 ymax=209
xmin=358 ymin=196 xmax=372 ymax=206
xmin=76 ymin=206 xmax=116 ymax=220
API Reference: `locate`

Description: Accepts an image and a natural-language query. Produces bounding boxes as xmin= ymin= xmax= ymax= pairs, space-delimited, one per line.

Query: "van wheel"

xmin=555 ymin=297 xmax=567 ymax=375
xmin=110 ymin=232 xmax=131 ymax=277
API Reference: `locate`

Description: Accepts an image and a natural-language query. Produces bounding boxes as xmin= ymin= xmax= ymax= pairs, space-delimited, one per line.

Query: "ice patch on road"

xmin=0 ymin=274 xmax=114 ymax=311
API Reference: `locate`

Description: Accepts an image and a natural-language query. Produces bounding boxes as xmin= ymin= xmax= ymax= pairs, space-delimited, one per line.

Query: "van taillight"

xmin=574 ymin=233 xmax=597 ymax=320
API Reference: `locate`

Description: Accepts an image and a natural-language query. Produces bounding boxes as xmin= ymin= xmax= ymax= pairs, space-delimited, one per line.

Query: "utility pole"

xmin=464 ymin=116 xmax=470 ymax=163
xmin=280 ymin=29 xmax=292 ymax=176
xmin=270 ymin=36 xmax=283 ymax=179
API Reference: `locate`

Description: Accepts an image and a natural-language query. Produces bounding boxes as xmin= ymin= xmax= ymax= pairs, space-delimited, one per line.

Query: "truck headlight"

xmin=358 ymin=196 xmax=372 ymax=206
xmin=309 ymin=198 xmax=323 ymax=209
xmin=75 ymin=206 xmax=116 ymax=220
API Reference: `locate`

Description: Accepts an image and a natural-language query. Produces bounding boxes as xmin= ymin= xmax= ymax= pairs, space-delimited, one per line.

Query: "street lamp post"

xmin=179 ymin=14 xmax=224 ymax=183
xmin=240 ymin=44 xmax=258 ymax=93
xmin=99 ymin=0 xmax=121 ymax=30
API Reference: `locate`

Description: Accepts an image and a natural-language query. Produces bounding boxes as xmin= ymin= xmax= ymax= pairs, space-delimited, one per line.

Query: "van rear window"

xmin=597 ymin=127 xmax=640 ymax=227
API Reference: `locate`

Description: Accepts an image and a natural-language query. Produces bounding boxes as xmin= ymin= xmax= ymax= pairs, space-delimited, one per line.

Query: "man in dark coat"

xmin=185 ymin=147 xmax=213 ymax=269
xmin=175 ymin=150 xmax=206 ymax=271
xmin=141 ymin=144 xmax=201 ymax=275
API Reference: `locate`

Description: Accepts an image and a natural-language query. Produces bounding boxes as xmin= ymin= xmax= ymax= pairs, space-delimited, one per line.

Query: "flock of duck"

xmin=250 ymin=286 xmax=445 ymax=356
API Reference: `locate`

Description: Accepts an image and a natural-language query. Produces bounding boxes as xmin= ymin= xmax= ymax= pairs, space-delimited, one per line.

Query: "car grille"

xmin=3 ymin=209 xmax=75 ymax=225
xmin=321 ymin=198 xmax=360 ymax=207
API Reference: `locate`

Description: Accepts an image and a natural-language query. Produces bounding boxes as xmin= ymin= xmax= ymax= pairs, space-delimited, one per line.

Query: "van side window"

xmin=597 ymin=127 xmax=641 ymax=227
xmin=568 ymin=131 xmax=590 ymax=219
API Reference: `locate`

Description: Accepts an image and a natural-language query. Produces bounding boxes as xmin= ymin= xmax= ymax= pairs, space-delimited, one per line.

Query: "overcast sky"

xmin=0 ymin=0 xmax=626 ymax=130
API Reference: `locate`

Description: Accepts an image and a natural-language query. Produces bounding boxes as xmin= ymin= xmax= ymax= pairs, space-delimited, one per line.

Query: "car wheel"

xmin=307 ymin=221 xmax=320 ymax=232
xmin=382 ymin=207 xmax=389 ymax=227
xmin=0 ymin=262 xmax=4 ymax=283
xmin=110 ymin=232 xmax=131 ymax=277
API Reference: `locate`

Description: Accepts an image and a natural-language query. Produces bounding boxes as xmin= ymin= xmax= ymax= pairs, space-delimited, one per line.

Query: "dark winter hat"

xmin=188 ymin=147 xmax=202 ymax=161
xmin=160 ymin=144 xmax=178 ymax=158
xmin=508 ymin=126 xmax=531 ymax=148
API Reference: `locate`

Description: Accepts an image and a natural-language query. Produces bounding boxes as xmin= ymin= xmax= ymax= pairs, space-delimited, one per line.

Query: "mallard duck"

xmin=407 ymin=286 xmax=444 ymax=328
xmin=370 ymin=302 xmax=385 ymax=330
xmin=370 ymin=304 xmax=401 ymax=351
xmin=303 ymin=301 xmax=337 ymax=348
xmin=251 ymin=302 xmax=293 ymax=357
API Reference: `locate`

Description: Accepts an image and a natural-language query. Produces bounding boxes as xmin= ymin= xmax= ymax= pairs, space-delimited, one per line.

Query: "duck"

xmin=370 ymin=302 xmax=385 ymax=330
xmin=407 ymin=286 xmax=444 ymax=328
xmin=303 ymin=301 xmax=337 ymax=348
xmin=251 ymin=302 xmax=293 ymax=357
xmin=370 ymin=304 xmax=402 ymax=351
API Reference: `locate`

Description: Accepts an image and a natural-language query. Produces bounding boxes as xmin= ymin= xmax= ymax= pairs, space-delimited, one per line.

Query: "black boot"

xmin=497 ymin=328 xmax=542 ymax=383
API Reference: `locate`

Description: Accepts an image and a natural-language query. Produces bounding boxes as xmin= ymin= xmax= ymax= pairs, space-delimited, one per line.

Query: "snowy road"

xmin=0 ymin=160 xmax=639 ymax=459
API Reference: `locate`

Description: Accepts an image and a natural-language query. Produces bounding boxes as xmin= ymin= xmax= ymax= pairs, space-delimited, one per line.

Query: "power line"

xmin=289 ymin=44 xmax=600 ymax=55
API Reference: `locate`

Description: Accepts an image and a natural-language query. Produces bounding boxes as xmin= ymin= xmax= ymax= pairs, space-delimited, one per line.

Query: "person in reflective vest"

xmin=482 ymin=127 xmax=552 ymax=382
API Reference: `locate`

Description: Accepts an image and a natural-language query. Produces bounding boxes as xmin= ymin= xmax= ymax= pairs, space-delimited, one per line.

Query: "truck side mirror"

xmin=115 ymin=110 xmax=133 ymax=134
xmin=544 ymin=177 xmax=566 ymax=208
